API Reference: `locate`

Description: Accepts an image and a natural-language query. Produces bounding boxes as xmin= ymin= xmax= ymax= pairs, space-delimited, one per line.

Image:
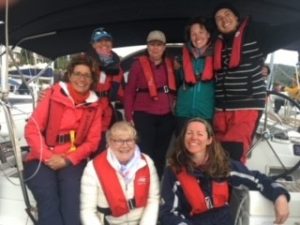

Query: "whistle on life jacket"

xmin=69 ymin=130 xmax=77 ymax=152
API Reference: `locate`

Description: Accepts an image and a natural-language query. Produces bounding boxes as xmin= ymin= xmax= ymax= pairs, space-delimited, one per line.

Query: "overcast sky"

xmin=265 ymin=49 xmax=299 ymax=67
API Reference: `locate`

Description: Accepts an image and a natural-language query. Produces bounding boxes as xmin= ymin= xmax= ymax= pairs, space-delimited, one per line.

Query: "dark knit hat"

xmin=213 ymin=2 xmax=240 ymax=19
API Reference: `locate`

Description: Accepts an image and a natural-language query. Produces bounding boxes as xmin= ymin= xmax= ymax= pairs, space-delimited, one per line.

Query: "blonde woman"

xmin=81 ymin=121 xmax=160 ymax=225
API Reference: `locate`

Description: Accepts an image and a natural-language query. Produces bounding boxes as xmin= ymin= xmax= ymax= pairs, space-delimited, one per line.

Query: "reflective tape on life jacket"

xmin=96 ymin=69 xmax=123 ymax=97
xmin=138 ymin=56 xmax=176 ymax=100
xmin=93 ymin=151 xmax=150 ymax=217
xmin=214 ymin=17 xmax=250 ymax=71
xmin=97 ymin=70 xmax=113 ymax=93
xmin=45 ymin=92 xmax=97 ymax=147
xmin=176 ymin=168 xmax=229 ymax=215
xmin=182 ymin=46 xmax=214 ymax=84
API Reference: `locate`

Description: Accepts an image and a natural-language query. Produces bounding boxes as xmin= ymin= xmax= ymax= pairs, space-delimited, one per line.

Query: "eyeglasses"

xmin=72 ymin=72 xmax=92 ymax=80
xmin=111 ymin=139 xmax=135 ymax=146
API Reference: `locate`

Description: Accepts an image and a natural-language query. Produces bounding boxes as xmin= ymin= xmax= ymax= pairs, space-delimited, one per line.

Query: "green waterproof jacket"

xmin=175 ymin=56 xmax=215 ymax=120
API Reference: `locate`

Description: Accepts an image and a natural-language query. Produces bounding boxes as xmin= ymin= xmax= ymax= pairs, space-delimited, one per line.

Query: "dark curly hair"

xmin=62 ymin=53 xmax=99 ymax=90
xmin=169 ymin=118 xmax=231 ymax=178
xmin=184 ymin=16 xmax=214 ymax=44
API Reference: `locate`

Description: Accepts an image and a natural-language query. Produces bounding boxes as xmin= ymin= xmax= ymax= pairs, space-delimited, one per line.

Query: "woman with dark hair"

xmin=124 ymin=30 xmax=176 ymax=178
xmin=88 ymin=27 xmax=125 ymax=158
xmin=174 ymin=17 xmax=215 ymax=136
xmin=24 ymin=54 xmax=102 ymax=225
xmin=159 ymin=118 xmax=290 ymax=225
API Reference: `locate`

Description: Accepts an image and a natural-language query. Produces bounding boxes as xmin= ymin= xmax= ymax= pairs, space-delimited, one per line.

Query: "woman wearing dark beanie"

xmin=212 ymin=2 xmax=300 ymax=163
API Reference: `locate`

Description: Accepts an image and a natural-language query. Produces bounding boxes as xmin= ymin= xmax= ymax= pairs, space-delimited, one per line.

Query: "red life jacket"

xmin=138 ymin=56 xmax=176 ymax=100
xmin=96 ymin=69 xmax=124 ymax=132
xmin=214 ymin=17 xmax=250 ymax=71
xmin=182 ymin=46 xmax=214 ymax=84
xmin=45 ymin=88 xmax=98 ymax=147
xmin=176 ymin=168 xmax=229 ymax=215
xmin=93 ymin=151 xmax=150 ymax=217
xmin=97 ymin=70 xmax=114 ymax=97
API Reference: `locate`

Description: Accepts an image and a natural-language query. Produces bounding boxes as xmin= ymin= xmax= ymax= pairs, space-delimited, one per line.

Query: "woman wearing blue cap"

xmin=89 ymin=27 xmax=125 ymax=158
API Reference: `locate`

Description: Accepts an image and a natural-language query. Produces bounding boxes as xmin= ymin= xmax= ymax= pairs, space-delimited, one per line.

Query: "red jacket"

xmin=25 ymin=82 xmax=102 ymax=165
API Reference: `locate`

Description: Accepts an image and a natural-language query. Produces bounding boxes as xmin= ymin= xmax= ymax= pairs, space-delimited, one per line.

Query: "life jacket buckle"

xmin=56 ymin=134 xmax=71 ymax=144
xmin=163 ymin=85 xmax=170 ymax=93
xmin=205 ymin=196 xmax=213 ymax=209
xmin=128 ymin=198 xmax=136 ymax=210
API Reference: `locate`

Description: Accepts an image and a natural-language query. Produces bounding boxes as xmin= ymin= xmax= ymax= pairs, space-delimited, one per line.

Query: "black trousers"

xmin=133 ymin=111 xmax=175 ymax=178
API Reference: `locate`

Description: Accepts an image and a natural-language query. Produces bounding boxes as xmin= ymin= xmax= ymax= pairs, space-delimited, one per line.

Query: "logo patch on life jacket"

xmin=136 ymin=176 xmax=148 ymax=185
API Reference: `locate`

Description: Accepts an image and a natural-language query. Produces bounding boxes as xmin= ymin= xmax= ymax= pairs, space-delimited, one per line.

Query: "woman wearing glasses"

xmin=80 ymin=121 xmax=160 ymax=225
xmin=24 ymin=54 xmax=102 ymax=225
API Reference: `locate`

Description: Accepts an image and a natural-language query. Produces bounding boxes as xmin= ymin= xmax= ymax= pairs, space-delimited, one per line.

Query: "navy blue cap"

xmin=90 ymin=27 xmax=112 ymax=43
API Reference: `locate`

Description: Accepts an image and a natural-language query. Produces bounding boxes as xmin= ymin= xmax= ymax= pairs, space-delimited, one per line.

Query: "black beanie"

xmin=213 ymin=2 xmax=240 ymax=19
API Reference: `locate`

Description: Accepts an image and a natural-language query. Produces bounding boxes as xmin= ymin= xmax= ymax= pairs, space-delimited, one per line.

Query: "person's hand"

xmin=274 ymin=194 xmax=289 ymax=224
xmin=45 ymin=155 xmax=69 ymax=170
xmin=129 ymin=120 xmax=135 ymax=127
xmin=174 ymin=58 xmax=181 ymax=70
xmin=37 ymin=87 xmax=50 ymax=102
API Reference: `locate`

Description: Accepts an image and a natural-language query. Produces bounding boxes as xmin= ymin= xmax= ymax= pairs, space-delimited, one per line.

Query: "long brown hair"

xmin=169 ymin=118 xmax=230 ymax=178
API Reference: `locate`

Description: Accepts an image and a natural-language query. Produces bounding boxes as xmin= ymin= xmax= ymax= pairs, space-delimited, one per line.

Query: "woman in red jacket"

xmin=24 ymin=54 xmax=102 ymax=225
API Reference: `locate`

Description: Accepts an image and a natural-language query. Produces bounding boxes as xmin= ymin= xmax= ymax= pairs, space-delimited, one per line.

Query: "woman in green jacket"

xmin=175 ymin=17 xmax=215 ymax=136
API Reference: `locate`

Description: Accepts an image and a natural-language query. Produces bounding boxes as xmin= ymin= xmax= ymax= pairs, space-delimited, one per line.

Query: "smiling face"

xmin=184 ymin=121 xmax=212 ymax=157
xmin=69 ymin=64 xmax=93 ymax=94
xmin=190 ymin=23 xmax=210 ymax=49
xmin=108 ymin=122 xmax=137 ymax=165
xmin=215 ymin=8 xmax=239 ymax=34
xmin=92 ymin=38 xmax=113 ymax=55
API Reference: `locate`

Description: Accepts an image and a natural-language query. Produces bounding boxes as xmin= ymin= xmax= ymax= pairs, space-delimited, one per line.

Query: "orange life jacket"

xmin=138 ymin=56 xmax=176 ymax=100
xmin=214 ymin=17 xmax=250 ymax=71
xmin=93 ymin=151 xmax=150 ymax=217
xmin=45 ymin=92 xmax=97 ymax=147
xmin=182 ymin=46 xmax=214 ymax=84
xmin=176 ymin=168 xmax=229 ymax=215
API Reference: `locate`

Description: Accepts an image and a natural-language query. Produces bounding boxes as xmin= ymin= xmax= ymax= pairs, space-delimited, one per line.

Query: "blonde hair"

xmin=106 ymin=121 xmax=137 ymax=142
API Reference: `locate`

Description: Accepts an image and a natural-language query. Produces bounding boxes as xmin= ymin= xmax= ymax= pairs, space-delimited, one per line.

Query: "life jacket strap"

xmin=56 ymin=133 xmax=77 ymax=145
xmin=97 ymin=91 xmax=109 ymax=97
xmin=136 ymin=85 xmax=176 ymax=95
xmin=96 ymin=206 xmax=111 ymax=225
xmin=96 ymin=198 xmax=136 ymax=215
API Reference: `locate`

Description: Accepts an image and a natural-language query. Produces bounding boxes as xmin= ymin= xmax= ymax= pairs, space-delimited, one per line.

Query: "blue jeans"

xmin=24 ymin=160 xmax=86 ymax=225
